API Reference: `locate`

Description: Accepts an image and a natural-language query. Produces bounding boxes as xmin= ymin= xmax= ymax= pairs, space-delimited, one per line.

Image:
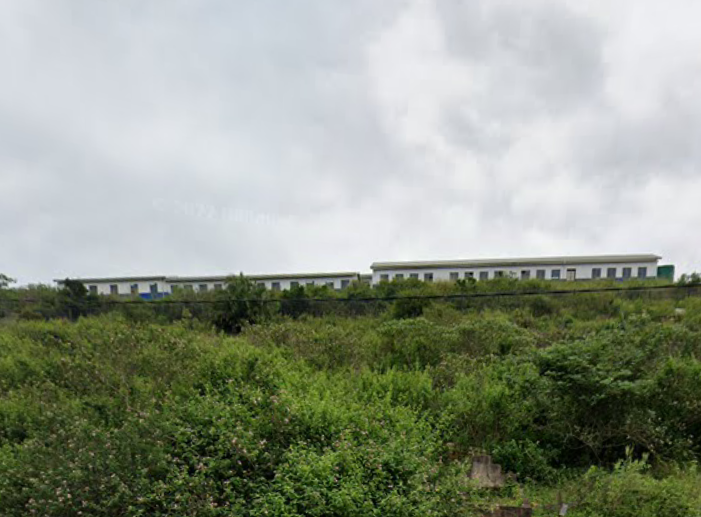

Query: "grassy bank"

xmin=1 ymin=296 xmax=701 ymax=515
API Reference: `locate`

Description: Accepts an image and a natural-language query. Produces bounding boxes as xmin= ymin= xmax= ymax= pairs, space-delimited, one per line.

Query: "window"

xmin=290 ymin=281 xmax=300 ymax=288
xmin=450 ymin=272 xmax=459 ymax=281
xmin=326 ymin=281 xmax=335 ymax=288
xmin=479 ymin=271 xmax=489 ymax=281
xmin=198 ymin=284 xmax=208 ymax=292
xmin=150 ymin=284 xmax=159 ymax=295
xmin=110 ymin=284 xmax=118 ymax=295
xmin=306 ymin=281 xmax=314 ymax=287
xmin=423 ymin=272 xmax=434 ymax=282
xmin=214 ymin=284 xmax=223 ymax=291
xmin=395 ymin=273 xmax=404 ymax=280
xmin=622 ymin=267 xmax=632 ymax=279
xmin=171 ymin=285 xmax=181 ymax=294
xmin=592 ymin=268 xmax=602 ymax=279
xmin=131 ymin=284 xmax=139 ymax=295
xmin=536 ymin=270 xmax=546 ymax=280
xmin=551 ymin=270 xmax=561 ymax=280
xmin=638 ymin=267 xmax=647 ymax=279
xmin=494 ymin=271 xmax=505 ymax=278
xmin=257 ymin=282 xmax=266 ymax=288
xmin=465 ymin=272 xmax=474 ymax=279
xmin=88 ymin=285 xmax=98 ymax=295
xmin=521 ymin=270 xmax=530 ymax=280
xmin=410 ymin=273 xmax=419 ymax=279
xmin=607 ymin=267 xmax=616 ymax=279
xmin=184 ymin=285 xmax=194 ymax=292
xmin=380 ymin=274 xmax=389 ymax=282
xmin=341 ymin=279 xmax=350 ymax=289
xmin=271 ymin=282 xmax=281 ymax=291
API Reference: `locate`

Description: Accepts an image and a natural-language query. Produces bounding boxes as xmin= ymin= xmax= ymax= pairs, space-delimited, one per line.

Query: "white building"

xmin=55 ymin=272 xmax=361 ymax=299
xmin=370 ymin=254 xmax=662 ymax=284
xmin=54 ymin=254 xmax=665 ymax=297
xmin=167 ymin=272 xmax=360 ymax=294
xmin=55 ymin=276 xmax=170 ymax=298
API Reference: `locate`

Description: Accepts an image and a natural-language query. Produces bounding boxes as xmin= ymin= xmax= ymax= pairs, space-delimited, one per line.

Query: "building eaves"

xmin=54 ymin=275 xmax=168 ymax=284
xmin=370 ymin=254 xmax=662 ymax=271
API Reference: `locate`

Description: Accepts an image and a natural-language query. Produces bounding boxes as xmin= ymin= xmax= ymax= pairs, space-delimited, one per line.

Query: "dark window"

xmin=424 ymin=272 xmax=434 ymax=282
xmin=622 ymin=267 xmax=632 ymax=279
xmin=150 ymin=284 xmax=159 ymax=295
xmin=290 ymin=281 xmax=299 ymax=288
xmin=607 ymin=267 xmax=616 ymax=279
xmin=479 ymin=271 xmax=489 ymax=281
xmin=214 ymin=284 xmax=223 ymax=291
xmin=131 ymin=284 xmax=139 ymax=295
xmin=326 ymin=281 xmax=335 ymax=288
xmin=520 ymin=270 xmax=530 ymax=280
xmin=465 ymin=272 xmax=474 ymax=279
xmin=494 ymin=271 xmax=505 ymax=278
xmin=110 ymin=284 xmax=118 ymax=295
xmin=536 ymin=270 xmax=546 ymax=280
xmin=341 ymin=279 xmax=350 ymax=289
xmin=271 ymin=282 xmax=281 ymax=291
xmin=184 ymin=285 xmax=194 ymax=292
xmin=257 ymin=282 xmax=266 ymax=288
xmin=592 ymin=268 xmax=602 ymax=279
xmin=89 ymin=285 xmax=98 ymax=295
xmin=380 ymin=274 xmax=389 ymax=282
xmin=410 ymin=273 xmax=419 ymax=279
xmin=395 ymin=273 xmax=404 ymax=280
xmin=449 ymin=272 xmax=459 ymax=281
xmin=638 ymin=267 xmax=647 ymax=278
xmin=198 ymin=284 xmax=208 ymax=292
xmin=551 ymin=270 xmax=561 ymax=280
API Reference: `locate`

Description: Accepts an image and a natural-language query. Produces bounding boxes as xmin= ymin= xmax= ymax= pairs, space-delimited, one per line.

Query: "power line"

xmin=0 ymin=283 xmax=698 ymax=306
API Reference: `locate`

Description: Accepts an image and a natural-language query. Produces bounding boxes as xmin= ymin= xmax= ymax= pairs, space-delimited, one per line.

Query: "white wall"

xmin=371 ymin=261 xmax=659 ymax=285
xmin=79 ymin=279 xmax=169 ymax=296
xmin=166 ymin=275 xmax=358 ymax=293
xmin=252 ymin=276 xmax=357 ymax=291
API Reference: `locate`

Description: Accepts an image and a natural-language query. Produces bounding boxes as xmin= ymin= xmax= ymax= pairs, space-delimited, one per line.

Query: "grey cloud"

xmin=435 ymin=0 xmax=605 ymax=113
xmin=1 ymin=0 xmax=700 ymax=284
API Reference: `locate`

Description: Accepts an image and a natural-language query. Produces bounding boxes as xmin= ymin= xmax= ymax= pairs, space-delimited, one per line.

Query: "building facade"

xmin=370 ymin=254 xmax=662 ymax=284
xmin=55 ymin=272 xmax=361 ymax=299
xmin=55 ymin=254 xmax=666 ymax=298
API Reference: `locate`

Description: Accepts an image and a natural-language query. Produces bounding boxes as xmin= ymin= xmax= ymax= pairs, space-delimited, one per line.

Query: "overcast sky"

xmin=2 ymin=0 xmax=700 ymax=285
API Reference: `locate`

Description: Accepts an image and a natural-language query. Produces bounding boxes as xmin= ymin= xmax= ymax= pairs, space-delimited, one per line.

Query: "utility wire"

xmin=0 ymin=283 xmax=698 ymax=306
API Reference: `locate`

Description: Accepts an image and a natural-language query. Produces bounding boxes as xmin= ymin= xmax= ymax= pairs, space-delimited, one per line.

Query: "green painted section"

xmin=657 ymin=264 xmax=675 ymax=281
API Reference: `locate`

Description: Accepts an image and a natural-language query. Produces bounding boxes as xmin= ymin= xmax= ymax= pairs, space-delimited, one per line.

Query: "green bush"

xmin=1 ymin=297 xmax=701 ymax=515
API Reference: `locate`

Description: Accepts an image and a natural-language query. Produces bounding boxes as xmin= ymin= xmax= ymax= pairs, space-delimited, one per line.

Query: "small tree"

xmin=57 ymin=279 xmax=101 ymax=320
xmin=0 ymin=273 xmax=15 ymax=289
xmin=280 ymin=284 xmax=312 ymax=318
xmin=211 ymin=274 xmax=271 ymax=333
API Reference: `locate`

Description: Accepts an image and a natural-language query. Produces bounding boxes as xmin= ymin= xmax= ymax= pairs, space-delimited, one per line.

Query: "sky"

xmin=1 ymin=0 xmax=700 ymax=285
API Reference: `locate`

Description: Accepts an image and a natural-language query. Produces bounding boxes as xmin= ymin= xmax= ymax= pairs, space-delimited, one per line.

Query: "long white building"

xmin=370 ymin=254 xmax=662 ymax=284
xmin=54 ymin=254 xmax=666 ymax=299
xmin=55 ymin=272 xmax=361 ymax=299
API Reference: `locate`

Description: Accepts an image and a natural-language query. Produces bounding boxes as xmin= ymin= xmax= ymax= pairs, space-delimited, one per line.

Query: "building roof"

xmin=54 ymin=276 xmax=167 ymax=284
xmin=371 ymin=254 xmax=662 ymax=271
xmin=56 ymin=272 xmax=361 ymax=285
xmin=168 ymin=272 xmax=360 ymax=283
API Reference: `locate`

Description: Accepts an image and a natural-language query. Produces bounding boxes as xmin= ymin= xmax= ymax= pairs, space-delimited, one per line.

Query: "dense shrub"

xmin=1 ymin=294 xmax=701 ymax=515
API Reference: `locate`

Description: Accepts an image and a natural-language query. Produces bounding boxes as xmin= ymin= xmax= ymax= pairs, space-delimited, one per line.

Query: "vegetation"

xmin=1 ymin=277 xmax=701 ymax=515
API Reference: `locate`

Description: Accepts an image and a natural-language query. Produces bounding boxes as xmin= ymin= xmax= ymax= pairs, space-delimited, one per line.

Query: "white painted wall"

xmin=252 ymin=276 xmax=357 ymax=291
xmin=371 ymin=261 xmax=659 ymax=285
xmin=60 ymin=275 xmax=360 ymax=295
xmin=78 ymin=279 xmax=169 ymax=296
